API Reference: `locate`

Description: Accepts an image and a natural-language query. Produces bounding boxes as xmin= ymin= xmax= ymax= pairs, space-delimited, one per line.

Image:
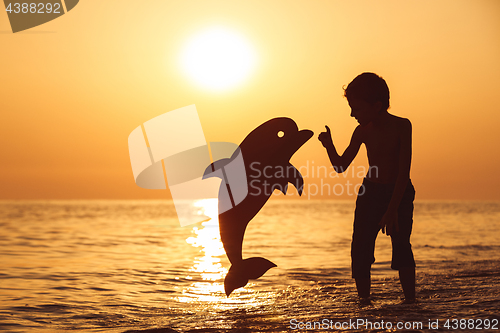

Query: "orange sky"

xmin=1 ymin=0 xmax=499 ymax=200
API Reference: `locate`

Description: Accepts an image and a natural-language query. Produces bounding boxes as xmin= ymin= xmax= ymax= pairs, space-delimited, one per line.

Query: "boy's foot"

xmin=358 ymin=297 xmax=372 ymax=306
xmin=401 ymin=298 xmax=416 ymax=304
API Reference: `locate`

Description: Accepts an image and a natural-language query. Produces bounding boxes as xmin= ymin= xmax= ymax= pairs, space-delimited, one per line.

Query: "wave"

xmin=417 ymin=244 xmax=500 ymax=250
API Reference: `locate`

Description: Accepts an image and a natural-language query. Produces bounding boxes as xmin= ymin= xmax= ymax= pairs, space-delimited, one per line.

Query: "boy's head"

xmin=344 ymin=72 xmax=390 ymax=111
xmin=343 ymin=72 xmax=390 ymax=126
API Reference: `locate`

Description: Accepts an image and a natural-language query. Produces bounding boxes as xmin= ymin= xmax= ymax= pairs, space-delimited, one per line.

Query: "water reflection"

xmin=178 ymin=199 xmax=278 ymax=307
xmin=178 ymin=199 xmax=228 ymax=303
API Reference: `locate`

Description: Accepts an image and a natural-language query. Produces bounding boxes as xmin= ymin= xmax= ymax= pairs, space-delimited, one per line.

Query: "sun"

xmin=180 ymin=27 xmax=257 ymax=91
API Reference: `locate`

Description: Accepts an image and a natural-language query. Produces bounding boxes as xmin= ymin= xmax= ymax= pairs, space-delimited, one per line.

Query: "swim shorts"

xmin=351 ymin=178 xmax=416 ymax=279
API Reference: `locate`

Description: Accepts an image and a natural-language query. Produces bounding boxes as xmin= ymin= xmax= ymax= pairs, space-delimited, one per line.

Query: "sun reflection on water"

xmin=178 ymin=199 xmax=229 ymax=304
xmin=186 ymin=199 xmax=226 ymax=281
xmin=177 ymin=199 xmax=278 ymax=308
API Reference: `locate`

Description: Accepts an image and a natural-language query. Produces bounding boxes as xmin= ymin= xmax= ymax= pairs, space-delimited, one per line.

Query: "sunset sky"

xmin=1 ymin=0 xmax=499 ymax=200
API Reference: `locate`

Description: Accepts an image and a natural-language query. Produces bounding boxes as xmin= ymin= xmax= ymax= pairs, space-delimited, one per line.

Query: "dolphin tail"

xmin=224 ymin=257 xmax=277 ymax=296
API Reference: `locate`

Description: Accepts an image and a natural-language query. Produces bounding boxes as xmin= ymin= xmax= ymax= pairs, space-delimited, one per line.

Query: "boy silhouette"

xmin=318 ymin=72 xmax=416 ymax=304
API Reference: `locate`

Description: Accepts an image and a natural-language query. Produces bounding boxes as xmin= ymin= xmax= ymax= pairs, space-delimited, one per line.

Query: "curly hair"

xmin=343 ymin=72 xmax=390 ymax=111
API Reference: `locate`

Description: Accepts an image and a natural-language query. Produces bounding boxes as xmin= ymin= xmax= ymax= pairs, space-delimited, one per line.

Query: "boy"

xmin=318 ymin=72 xmax=416 ymax=304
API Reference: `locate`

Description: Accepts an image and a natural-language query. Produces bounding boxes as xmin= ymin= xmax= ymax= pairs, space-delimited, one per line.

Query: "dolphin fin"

xmin=282 ymin=183 xmax=288 ymax=195
xmin=286 ymin=163 xmax=304 ymax=196
xmin=272 ymin=182 xmax=288 ymax=195
xmin=224 ymin=257 xmax=277 ymax=296
xmin=202 ymin=158 xmax=232 ymax=179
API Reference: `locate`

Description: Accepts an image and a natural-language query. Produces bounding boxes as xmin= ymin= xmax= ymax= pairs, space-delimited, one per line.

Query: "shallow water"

xmin=1 ymin=200 xmax=499 ymax=332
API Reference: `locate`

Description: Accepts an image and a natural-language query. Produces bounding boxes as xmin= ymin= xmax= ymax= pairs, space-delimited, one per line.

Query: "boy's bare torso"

xmin=356 ymin=114 xmax=409 ymax=184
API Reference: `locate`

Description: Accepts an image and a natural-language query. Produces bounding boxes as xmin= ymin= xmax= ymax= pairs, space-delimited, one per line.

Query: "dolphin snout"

xmin=300 ymin=129 xmax=314 ymax=141
xmin=294 ymin=129 xmax=314 ymax=147
xmin=279 ymin=128 xmax=313 ymax=158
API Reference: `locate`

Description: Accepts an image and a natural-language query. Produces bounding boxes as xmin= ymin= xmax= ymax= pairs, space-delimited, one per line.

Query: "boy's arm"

xmin=380 ymin=119 xmax=412 ymax=235
xmin=318 ymin=125 xmax=362 ymax=173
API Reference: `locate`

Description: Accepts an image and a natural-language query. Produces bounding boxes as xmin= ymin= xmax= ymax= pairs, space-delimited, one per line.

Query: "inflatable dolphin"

xmin=203 ymin=118 xmax=313 ymax=296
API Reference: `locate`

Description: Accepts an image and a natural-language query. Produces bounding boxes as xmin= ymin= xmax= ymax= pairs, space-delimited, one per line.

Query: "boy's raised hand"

xmin=318 ymin=126 xmax=333 ymax=148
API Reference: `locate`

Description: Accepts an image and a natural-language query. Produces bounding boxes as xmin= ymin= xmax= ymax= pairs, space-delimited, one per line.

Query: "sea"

xmin=1 ymin=200 xmax=499 ymax=333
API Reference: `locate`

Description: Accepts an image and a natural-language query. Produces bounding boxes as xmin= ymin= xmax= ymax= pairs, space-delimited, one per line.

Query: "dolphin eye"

xmin=277 ymin=131 xmax=285 ymax=138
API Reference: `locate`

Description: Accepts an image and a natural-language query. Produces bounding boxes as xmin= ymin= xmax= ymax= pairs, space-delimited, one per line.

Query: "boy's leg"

xmin=351 ymin=179 xmax=387 ymax=300
xmin=355 ymin=277 xmax=371 ymax=299
xmin=399 ymin=266 xmax=415 ymax=301
xmin=351 ymin=217 xmax=379 ymax=299
xmin=351 ymin=189 xmax=381 ymax=299
xmin=392 ymin=181 xmax=416 ymax=301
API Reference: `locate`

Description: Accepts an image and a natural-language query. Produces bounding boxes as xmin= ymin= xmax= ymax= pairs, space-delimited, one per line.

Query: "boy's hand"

xmin=318 ymin=126 xmax=333 ymax=148
xmin=379 ymin=209 xmax=399 ymax=236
